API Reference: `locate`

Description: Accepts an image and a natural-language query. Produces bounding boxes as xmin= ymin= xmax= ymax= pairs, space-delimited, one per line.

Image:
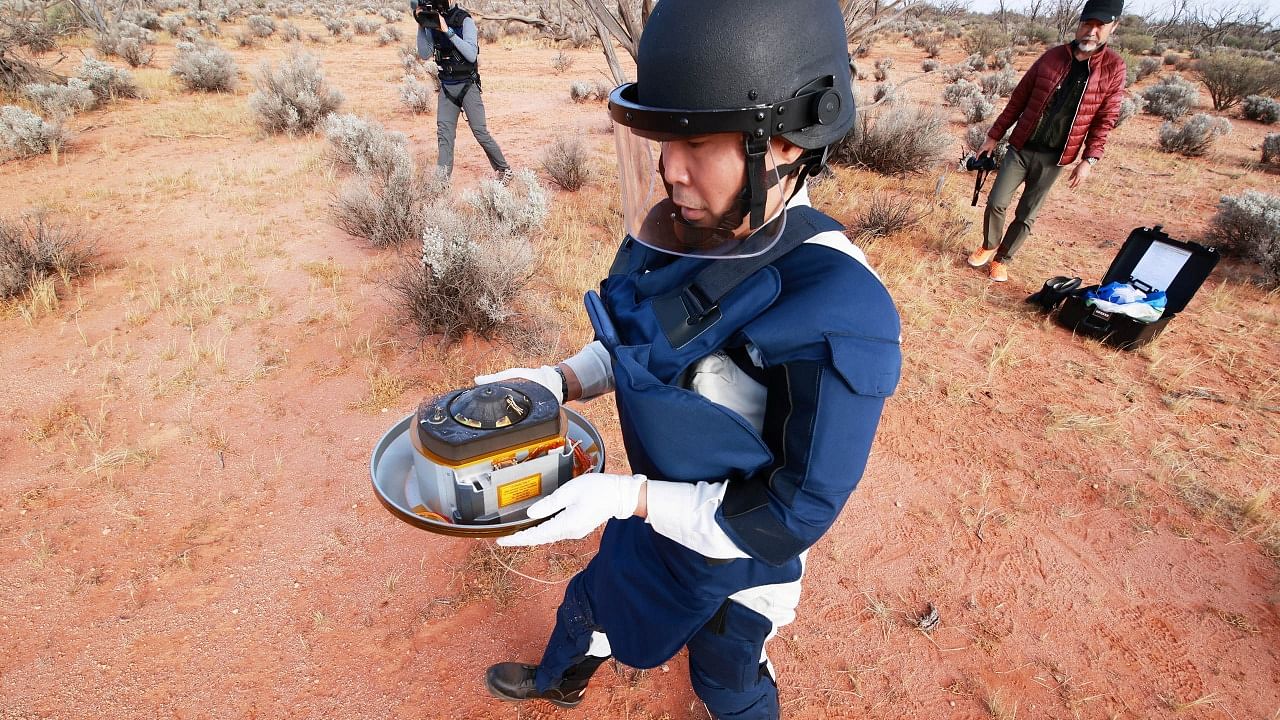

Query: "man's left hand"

xmin=495 ymin=473 xmax=647 ymax=547
xmin=1069 ymin=160 xmax=1092 ymax=189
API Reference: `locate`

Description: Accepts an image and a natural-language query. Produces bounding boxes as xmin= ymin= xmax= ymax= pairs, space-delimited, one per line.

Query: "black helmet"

xmin=608 ymin=0 xmax=855 ymax=258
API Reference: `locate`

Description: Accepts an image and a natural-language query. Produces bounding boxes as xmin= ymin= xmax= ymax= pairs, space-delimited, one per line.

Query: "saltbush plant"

xmin=1208 ymin=190 xmax=1280 ymax=284
xmin=393 ymin=200 xmax=535 ymax=340
xmin=541 ymin=135 xmax=591 ymax=191
xmin=1241 ymin=95 xmax=1280 ymax=124
xmin=1157 ymin=113 xmax=1231 ymax=156
xmin=323 ymin=113 xmax=410 ymax=177
xmin=248 ymin=52 xmax=344 ymax=134
xmin=171 ymin=41 xmax=238 ymax=92
xmin=981 ymin=67 xmax=1016 ymax=98
xmin=830 ymin=104 xmax=950 ymax=176
xmin=1262 ymin=133 xmax=1279 ymax=164
xmin=1115 ymin=92 xmax=1146 ymax=127
xmin=77 ymin=57 xmax=142 ymax=101
xmin=943 ymin=78 xmax=982 ymax=107
xmin=1140 ymin=73 xmax=1200 ymax=120
xmin=0 ymin=106 xmax=66 ymax=160
xmin=333 ymin=163 xmax=442 ymax=248
xmin=398 ymin=74 xmax=434 ymax=114
xmin=465 ymin=169 xmax=549 ymax=237
xmin=24 ymin=80 xmax=96 ymax=117
xmin=959 ymin=93 xmax=995 ymax=123
xmin=1137 ymin=56 xmax=1161 ymax=81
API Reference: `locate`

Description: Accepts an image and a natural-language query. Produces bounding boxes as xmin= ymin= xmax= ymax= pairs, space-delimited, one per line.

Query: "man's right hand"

xmin=978 ymin=137 xmax=998 ymax=157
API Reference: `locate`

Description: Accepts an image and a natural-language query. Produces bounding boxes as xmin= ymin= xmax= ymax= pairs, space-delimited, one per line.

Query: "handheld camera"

xmin=414 ymin=0 xmax=449 ymax=26
xmin=966 ymin=152 xmax=998 ymax=206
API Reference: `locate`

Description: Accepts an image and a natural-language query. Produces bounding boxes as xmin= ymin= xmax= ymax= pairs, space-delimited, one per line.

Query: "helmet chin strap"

xmin=657 ymin=136 xmax=823 ymax=241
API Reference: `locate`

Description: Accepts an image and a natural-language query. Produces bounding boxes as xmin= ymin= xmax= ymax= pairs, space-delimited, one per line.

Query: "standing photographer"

xmin=967 ymin=0 xmax=1127 ymax=283
xmin=411 ymin=0 xmax=511 ymax=180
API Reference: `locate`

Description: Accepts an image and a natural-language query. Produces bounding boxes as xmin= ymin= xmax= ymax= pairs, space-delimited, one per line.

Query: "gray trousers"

xmin=983 ymin=146 xmax=1067 ymax=262
xmin=436 ymin=80 xmax=509 ymax=176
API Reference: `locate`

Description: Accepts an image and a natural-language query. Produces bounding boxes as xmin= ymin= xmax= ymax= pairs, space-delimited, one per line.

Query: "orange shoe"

xmin=989 ymin=260 xmax=1008 ymax=282
xmin=967 ymin=247 xmax=998 ymax=267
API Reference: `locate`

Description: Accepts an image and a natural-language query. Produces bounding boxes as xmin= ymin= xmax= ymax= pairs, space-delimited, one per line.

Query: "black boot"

xmin=484 ymin=656 xmax=608 ymax=709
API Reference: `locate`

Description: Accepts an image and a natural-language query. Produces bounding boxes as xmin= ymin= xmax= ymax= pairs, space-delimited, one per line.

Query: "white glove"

xmin=474 ymin=365 xmax=562 ymax=403
xmin=496 ymin=472 xmax=647 ymax=547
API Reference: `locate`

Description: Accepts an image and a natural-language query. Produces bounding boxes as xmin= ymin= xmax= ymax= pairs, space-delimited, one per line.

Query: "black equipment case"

xmin=1056 ymin=226 xmax=1219 ymax=350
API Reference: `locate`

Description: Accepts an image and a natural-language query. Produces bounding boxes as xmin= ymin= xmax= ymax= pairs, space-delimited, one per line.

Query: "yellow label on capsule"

xmin=498 ymin=474 xmax=542 ymax=507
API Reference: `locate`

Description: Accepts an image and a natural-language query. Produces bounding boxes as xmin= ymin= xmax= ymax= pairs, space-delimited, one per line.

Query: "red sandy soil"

xmin=1 ymin=19 xmax=1278 ymax=720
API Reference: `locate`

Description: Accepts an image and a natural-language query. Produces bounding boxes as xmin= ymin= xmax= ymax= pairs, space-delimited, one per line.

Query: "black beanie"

xmin=1080 ymin=0 xmax=1123 ymax=23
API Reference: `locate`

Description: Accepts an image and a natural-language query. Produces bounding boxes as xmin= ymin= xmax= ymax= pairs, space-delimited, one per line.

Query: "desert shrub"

xmin=323 ymin=113 xmax=410 ymax=177
xmin=1207 ymin=190 xmax=1280 ymax=283
xmin=943 ymin=77 xmax=982 ymax=107
xmin=1115 ymin=92 xmax=1146 ymax=127
xmin=1025 ymin=23 xmax=1055 ymax=45
xmin=333 ymin=163 xmax=443 ymax=247
xmin=234 ymin=30 xmax=260 ymax=47
xmin=353 ymin=18 xmax=379 ymax=35
xmin=24 ymin=80 xmax=96 ymax=117
xmin=871 ymin=83 xmax=898 ymax=104
xmin=873 ymin=57 xmax=894 ymax=82
xmin=551 ymin=51 xmax=573 ymax=74
xmin=1241 ymin=95 xmax=1280 ymax=124
xmin=247 ymin=13 xmax=276 ymax=37
xmin=923 ymin=38 xmax=942 ymax=57
xmin=1158 ymin=113 xmax=1231 ymax=156
xmin=77 ymin=57 xmax=141 ymax=101
xmin=378 ymin=7 xmax=399 ymax=22
xmin=0 ymin=106 xmax=66 ymax=160
xmin=830 ymin=103 xmax=950 ymax=176
xmin=960 ymin=24 xmax=1009 ymax=57
xmin=1141 ymin=73 xmax=1200 ymax=120
xmin=323 ymin=17 xmax=348 ymax=35
xmin=959 ymin=93 xmax=995 ymax=123
xmin=248 ymin=52 xmax=344 ymax=134
xmin=981 ymin=67 xmax=1016 ymax=97
xmin=0 ymin=212 xmax=95 ymax=299
xmin=569 ymin=80 xmax=609 ymax=103
xmin=464 ymin=169 xmax=549 ymax=237
xmin=171 ymin=41 xmax=238 ymax=92
xmin=11 ymin=20 xmax=60 ymax=53
xmin=854 ymin=193 xmax=921 ymax=239
xmin=541 ymin=135 xmax=591 ymax=191
xmin=393 ymin=201 xmax=536 ymax=340
xmin=1137 ymin=56 xmax=1161 ymax=81
xmin=922 ymin=59 xmax=940 ymax=72
xmin=115 ymin=36 xmax=155 ymax=67
xmin=398 ymin=74 xmax=434 ymax=113
xmin=1116 ymin=51 xmax=1139 ymax=87
xmin=477 ymin=20 xmax=500 ymax=42
xmin=376 ymin=25 xmax=402 ymax=45
xmin=1114 ymin=33 xmax=1154 ymax=55
xmin=1197 ymin=54 xmax=1280 ymax=111
xmin=961 ymin=53 xmax=987 ymax=72
xmin=990 ymin=48 xmax=1015 ymax=70
xmin=123 ymin=9 xmax=161 ymax=30
xmin=1163 ymin=51 xmax=1180 ymax=65
xmin=280 ymin=21 xmax=301 ymax=41
xmin=965 ymin=122 xmax=1011 ymax=164
xmin=1262 ymin=133 xmax=1280 ymax=163
xmin=159 ymin=15 xmax=185 ymax=35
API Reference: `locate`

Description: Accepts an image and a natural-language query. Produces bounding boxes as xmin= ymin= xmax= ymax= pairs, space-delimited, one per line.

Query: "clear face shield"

xmin=613 ymin=125 xmax=789 ymax=259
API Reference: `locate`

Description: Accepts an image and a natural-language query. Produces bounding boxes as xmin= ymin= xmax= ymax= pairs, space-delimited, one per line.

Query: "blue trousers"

xmin=535 ymin=575 xmax=780 ymax=720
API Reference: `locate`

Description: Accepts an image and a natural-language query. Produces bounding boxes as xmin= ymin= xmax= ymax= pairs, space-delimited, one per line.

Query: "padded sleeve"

xmin=715 ymin=333 xmax=900 ymax=566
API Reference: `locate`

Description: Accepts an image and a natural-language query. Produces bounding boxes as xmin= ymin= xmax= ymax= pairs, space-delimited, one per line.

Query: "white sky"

xmin=963 ymin=0 xmax=1280 ymax=21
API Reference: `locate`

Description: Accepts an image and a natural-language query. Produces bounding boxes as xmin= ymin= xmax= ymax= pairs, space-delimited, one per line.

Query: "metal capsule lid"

xmin=449 ymin=384 xmax=531 ymax=429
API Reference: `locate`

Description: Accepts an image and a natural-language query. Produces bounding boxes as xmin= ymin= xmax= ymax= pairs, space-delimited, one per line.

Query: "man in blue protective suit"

xmin=474 ymin=1 xmax=901 ymax=717
xmin=410 ymin=0 xmax=511 ymax=179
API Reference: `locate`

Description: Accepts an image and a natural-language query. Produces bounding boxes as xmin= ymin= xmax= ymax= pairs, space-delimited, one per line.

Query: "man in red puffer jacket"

xmin=967 ymin=0 xmax=1128 ymax=283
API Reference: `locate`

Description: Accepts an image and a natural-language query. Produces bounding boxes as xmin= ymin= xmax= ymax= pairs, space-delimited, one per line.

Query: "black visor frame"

xmin=608 ymin=78 xmax=840 ymax=141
